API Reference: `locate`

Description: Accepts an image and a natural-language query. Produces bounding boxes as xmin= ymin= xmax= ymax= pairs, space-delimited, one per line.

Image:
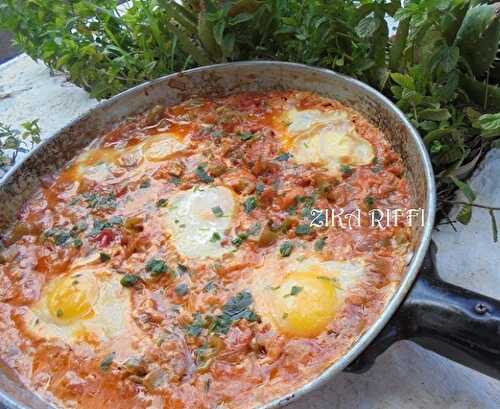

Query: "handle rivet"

xmin=474 ymin=302 xmax=490 ymax=315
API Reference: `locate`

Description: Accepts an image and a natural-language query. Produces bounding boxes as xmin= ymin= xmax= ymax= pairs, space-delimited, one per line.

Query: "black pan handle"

xmin=346 ymin=242 xmax=500 ymax=379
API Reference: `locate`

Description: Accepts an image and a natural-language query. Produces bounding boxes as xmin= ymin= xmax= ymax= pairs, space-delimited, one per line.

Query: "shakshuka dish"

xmin=0 ymin=91 xmax=412 ymax=408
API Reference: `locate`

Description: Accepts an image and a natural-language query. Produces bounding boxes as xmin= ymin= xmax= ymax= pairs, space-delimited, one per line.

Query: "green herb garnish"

xmin=211 ymin=206 xmax=224 ymax=217
xmin=140 ymin=179 xmax=151 ymax=189
xmin=285 ymin=286 xmax=303 ymax=297
xmin=145 ymin=258 xmax=168 ymax=276
xmin=275 ymin=152 xmax=290 ymax=161
xmin=279 ymin=241 xmax=293 ymax=257
xmin=99 ymin=252 xmax=111 ymax=262
xmin=156 ymin=198 xmax=168 ymax=208
xmin=364 ymin=195 xmax=375 ymax=209
xmin=340 ymin=164 xmax=354 ymax=176
xmin=239 ymin=131 xmax=254 ymax=141
xmin=243 ymin=196 xmax=257 ymax=213
xmin=210 ymin=232 xmax=221 ymax=242
xmin=99 ymin=352 xmax=116 ymax=371
xmin=295 ymin=224 xmax=311 ymax=236
xmin=195 ymin=164 xmax=214 ymax=183
xmin=211 ymin=291 xmax=260 ymax=334
xmin=175 ymin=283 xmax=189 ymax=296
xmin=314 ymin=237 xmax=326 ymax=251
xmin=120 ymin=274 xmax=141 ymax=287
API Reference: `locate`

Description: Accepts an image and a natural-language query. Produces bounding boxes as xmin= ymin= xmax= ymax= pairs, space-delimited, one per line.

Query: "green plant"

xmin=1 ymin=0 xmax=500 ymax=229
xmin=0 ymin=120 xmax=41 ymax=174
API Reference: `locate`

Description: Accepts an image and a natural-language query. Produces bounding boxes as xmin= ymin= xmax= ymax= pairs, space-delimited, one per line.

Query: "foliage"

xmin=0 ymin=120 xmax=41 ymax=174
xmin=1 ymin=0 xmax=500 ymax=225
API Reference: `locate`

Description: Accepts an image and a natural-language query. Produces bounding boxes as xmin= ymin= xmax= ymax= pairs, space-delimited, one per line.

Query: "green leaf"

xmin=456 ymin=4 xmax=500 ymax=76
xmin=430 ymin=46 xmax=459 ymax=74
xmin=389 ymin=18 xmax=409 ymax=72
xmin=390 ymin=73 xmax=415 ymax=90
xmin=478 ymin=113 xmax=500 ymax=130
xmin=355 ymin=12 xmax=380 ymax=38
xmin=459 ymin=74 xmax=500 ymax=112
xmin=419 ymin=108 xmax=451 ymax=122
xmin=456 ymin=204 xmax=472 ymax=225
xmin=451 ymin=176 xmax=476 ymax=202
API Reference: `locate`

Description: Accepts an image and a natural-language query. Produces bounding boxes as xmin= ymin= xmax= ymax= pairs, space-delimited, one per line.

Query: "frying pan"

xmin=0 ymin=62 xmax=499 ymax=409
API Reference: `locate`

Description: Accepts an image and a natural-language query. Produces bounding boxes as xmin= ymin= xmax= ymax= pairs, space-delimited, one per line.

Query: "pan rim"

xmin=0 ymin=61 xmax=436 ymax=409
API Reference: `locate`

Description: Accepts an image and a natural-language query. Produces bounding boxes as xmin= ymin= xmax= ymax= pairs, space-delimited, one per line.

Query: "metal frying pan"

xmin=0 ymin=62 xmax=498 ymax=409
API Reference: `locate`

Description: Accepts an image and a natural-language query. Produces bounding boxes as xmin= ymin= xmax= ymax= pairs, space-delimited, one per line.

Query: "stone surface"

xmin=1 ymin=55 xmax=499 ymax=409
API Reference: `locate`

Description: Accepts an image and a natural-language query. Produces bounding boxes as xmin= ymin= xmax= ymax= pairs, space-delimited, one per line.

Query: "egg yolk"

xmin=142 ymin=134 xmax=185 ymax=162
xmin=271 ymin=272 xmax=337 ymax=338
xmin=46 ymin=275 xmax=97 ymax=323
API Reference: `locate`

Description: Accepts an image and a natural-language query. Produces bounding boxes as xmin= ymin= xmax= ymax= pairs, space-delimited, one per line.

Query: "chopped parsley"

xmin=185 ymin=292 xmax=260 ymax=337
xmin=44 ymin=228 xmax=71 ymax=246
xmin=231 ymin=233 xmax=247 ymax=247
xmin=364 ymin=195 xmax=375 ymax=209
xmin=72 ymin=238 xmax=83 ymax=248
xmin=314 ymin=237 xmax=326 ymax=251
xmin=279 ymin=241 xmax=293 ymax=257
xmin=120 ymin=274 xmax=140 ymax=287
xmin=211 ymin=130 xmax=223 ymax=139
xmin=99 ymin=252 xmax=111 ymax=262
xmin=210 ymin=232 xmax=221 ymax=242
xmin=82 ymin=192 xmax=116 ymax=210
xmin=195 ymin=164 xmax=214 ymax=183
xmin=139 ymin=179 xmax=151 ymax=189
xmin=211 ymin=291 xmax=260 ymax=334
xmin=170 ymin=175 xmax=181 ymax=185
xmin=238 ymin=131 xmax=254 ymax=141
xmin=285 ymin=286 xmax=303 ymax=297
xmin=145 ymin=258 xmax=168 ymax=276
xmin=256 ymin=183 xmax=265 ymax=194
xmin=185 ymin=312 xmax=204 ymax=337
xmin=89 ymin=216 xmax=122 ymax=237
xmin=175 ymin=283 xmax=189 ymax=296
xmin=275 ymin=152 xmax=290 ymax=161
xmin=99 ymin=352 xmax=116 ymax=371
xmin=176 ymin=264 xmax=189 ymax=276
xmin=295 ymin=224 xmax=311 ymax=236
xmin=203 ymin=281 xmax=217 ymax=293
xmin=248 ymin=223 xmax=261 ymax=236
xmin=70 ymin=221 xmax=87 ymax=236
xmin=340 ymin=164 xmax=354 ymax=176
xmin=156 ymin=198 xmax=168 ymax=208
xmin=211 ymin=206 xmax=224 ymax=217
xmin=243 ymin=196 xmax=257 ymax=213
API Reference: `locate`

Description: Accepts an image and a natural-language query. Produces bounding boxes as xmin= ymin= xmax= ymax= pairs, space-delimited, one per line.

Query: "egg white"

xmin=281 ymin=108 xmax=375 ymax=175
xmin=163 ymin=186 xmax=236 ymax=259
xmin=140 ymin=132 xmax=186 ymax=162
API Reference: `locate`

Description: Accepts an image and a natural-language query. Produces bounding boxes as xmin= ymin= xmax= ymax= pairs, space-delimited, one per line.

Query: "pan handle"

xmin=346 ymin=242 xmax=500 ymax=379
